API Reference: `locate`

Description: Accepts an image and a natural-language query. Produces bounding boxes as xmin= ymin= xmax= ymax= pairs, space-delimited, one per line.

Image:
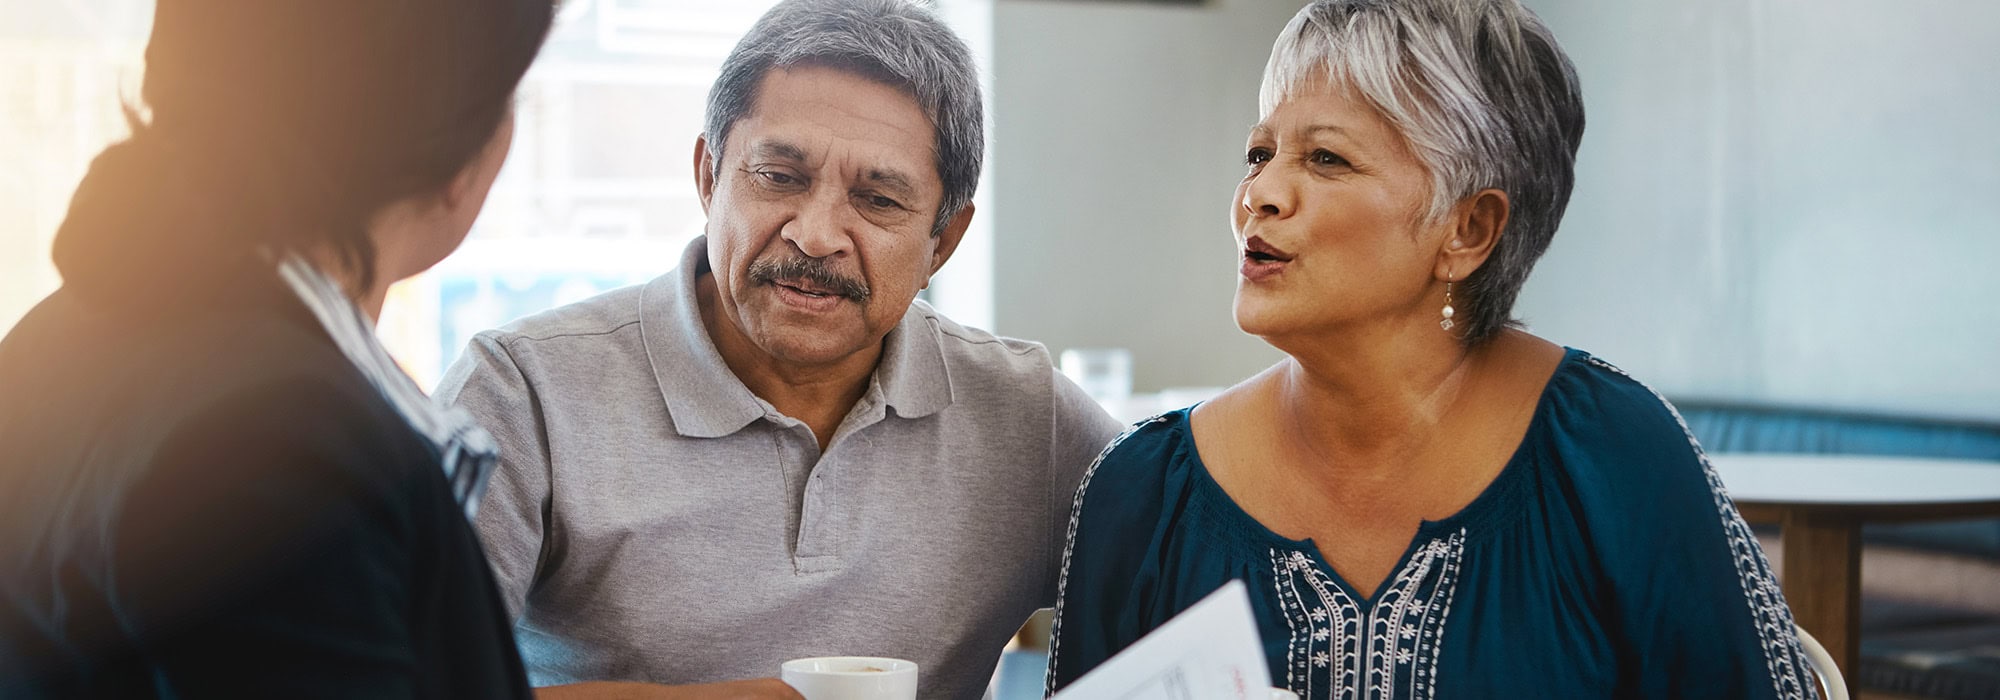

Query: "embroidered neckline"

xmin=1168 ymin=379 xmax=1552 ymax=590
xmin=1268 ymin=530 xmax=1469 ymax=700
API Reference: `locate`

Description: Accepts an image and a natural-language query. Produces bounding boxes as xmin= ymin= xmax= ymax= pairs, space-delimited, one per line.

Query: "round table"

xmin=1709 ymin=454 xmax=2000 ymax=697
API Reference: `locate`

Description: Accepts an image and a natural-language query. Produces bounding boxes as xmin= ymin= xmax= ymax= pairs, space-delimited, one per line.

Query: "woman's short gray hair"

xmin=705 ymin=0 xmax=983 ymax=237
xmin=1263 ymin=0 xmax=1586 ymax=344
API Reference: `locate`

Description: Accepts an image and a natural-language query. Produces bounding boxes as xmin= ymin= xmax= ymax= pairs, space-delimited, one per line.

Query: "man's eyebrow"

xmin=862 ymin=168 xmax=917 ymax=198
xmin=748 ymin=140 xmax=808 ymax=163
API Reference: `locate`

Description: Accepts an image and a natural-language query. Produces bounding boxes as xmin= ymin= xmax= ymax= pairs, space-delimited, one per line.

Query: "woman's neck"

xmin=300 ymin=249 xmax=391 ymax=324
xmin=1268 ymin=322 xmax=1481 ymax=468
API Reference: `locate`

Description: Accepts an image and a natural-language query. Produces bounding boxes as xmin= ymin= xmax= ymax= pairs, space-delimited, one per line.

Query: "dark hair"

xmin=51 ymin=0 xmax=555 ymax=300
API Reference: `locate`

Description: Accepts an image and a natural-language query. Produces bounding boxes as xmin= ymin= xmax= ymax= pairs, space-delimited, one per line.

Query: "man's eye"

xmin=866 ymin=195 xmax=902 ymax=210
xmin=757 ymin=170 xmax=799 ymax=186
xmin=1245 ymin=148 xmax=1273 ymax=166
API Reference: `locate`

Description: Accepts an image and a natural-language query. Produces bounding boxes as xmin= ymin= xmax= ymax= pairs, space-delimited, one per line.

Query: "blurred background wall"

xmin=4 ymin=0 xmax=1996 ymax=420
xmin=989 ymin=0 xmax=2000 ymax=420
xmin=991 ymin=0 xmax=1292 ymax=399
xmin=1517 ymin=0 xmax=2000 ymax=420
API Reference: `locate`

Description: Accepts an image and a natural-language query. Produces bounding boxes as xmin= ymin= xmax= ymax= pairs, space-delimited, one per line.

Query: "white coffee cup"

xmin=780 ymin=656 xmax=919 ymax=700
xmin=1269 ymin=689 xmax=1300 ymax=700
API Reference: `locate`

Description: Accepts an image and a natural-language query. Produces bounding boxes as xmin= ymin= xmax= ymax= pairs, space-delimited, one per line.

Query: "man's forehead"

xmin=735 ymin=65 xmax=937 ymax=156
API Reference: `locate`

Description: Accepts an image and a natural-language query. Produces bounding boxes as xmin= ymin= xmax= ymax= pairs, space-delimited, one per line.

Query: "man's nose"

xmin=780 ymin=189 xmax=856 ymax=259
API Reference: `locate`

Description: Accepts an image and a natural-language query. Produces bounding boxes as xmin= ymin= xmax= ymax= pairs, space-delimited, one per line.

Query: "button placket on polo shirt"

xmin=791 ymin=389 xmax=889 ymax=574
xmin=774 ymin=421 xmax=828 ymax=572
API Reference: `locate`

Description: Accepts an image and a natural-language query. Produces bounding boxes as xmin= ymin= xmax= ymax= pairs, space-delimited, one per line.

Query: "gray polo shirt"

xmin=436 ymin=236 xmax=1122 ymax=700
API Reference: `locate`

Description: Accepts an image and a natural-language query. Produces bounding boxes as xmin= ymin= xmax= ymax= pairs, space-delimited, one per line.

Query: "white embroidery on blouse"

xmin=1270 ymin=529 xmax=1466 ymax=700
xmin=1585 ymin=357 xmax=1816 ymax=700
xmin=1046 ymin=414 xmax=1169 ymax=697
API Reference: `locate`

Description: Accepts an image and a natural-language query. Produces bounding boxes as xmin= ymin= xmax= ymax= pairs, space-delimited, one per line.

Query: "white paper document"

xmin=1051 ymin=580 xmax=1273 ymax=700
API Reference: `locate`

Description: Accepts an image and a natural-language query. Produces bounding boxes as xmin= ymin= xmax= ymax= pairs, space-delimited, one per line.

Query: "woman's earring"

xmin=1440 ymin=281 xmax=1457 ymax=332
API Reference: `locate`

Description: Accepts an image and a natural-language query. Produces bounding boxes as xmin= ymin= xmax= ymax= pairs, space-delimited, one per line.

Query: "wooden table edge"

xmin=1736 ymin=500 xmax=2000 ymax=525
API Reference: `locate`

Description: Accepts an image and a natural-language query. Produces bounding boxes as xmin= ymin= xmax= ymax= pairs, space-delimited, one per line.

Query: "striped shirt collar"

xmin=275 ymin=256 xmax=500 ymax=518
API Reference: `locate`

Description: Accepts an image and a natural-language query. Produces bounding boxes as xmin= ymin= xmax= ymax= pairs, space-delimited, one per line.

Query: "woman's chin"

xmin=1231 ymin=297 xmax=1298 ymax=340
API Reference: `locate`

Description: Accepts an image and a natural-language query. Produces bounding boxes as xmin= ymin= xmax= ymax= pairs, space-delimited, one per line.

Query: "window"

xmin=2 ymin=0 xmax=995 ymax=391
xmin=0 ymin=2 xmax=150 ymax=337
xmin=377 ymin=0 xmax=786 ymax=387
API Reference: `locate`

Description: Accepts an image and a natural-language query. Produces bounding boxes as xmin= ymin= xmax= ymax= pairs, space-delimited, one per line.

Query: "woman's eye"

xmin=1245 ymin=148 xmax=1273 ymax=166
xmin=1311 ymin=149 xmax=1349 ymax=167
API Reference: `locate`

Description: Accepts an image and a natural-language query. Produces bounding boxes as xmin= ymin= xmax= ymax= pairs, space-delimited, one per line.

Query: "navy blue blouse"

xmin=1047 ymin=349 xmax=1819 ymax=699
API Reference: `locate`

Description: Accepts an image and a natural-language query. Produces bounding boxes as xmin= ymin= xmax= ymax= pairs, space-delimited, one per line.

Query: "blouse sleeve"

xmin=1581 ymin=366 xmax=1820 ymax=700
xmin=1043 ymin=370 xmax=1128 ymax=605
xmin=1045 ymin=418 xmax=1172 ymax=697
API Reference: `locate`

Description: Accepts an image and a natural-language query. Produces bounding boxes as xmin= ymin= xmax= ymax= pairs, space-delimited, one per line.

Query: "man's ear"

xmin=926 ymin=203 xmax=975 ymax=282
xmin=693 ymin=134 xmax=716 ymax=215
xmin=1436 ymin=188 xmax=1508 ymax=280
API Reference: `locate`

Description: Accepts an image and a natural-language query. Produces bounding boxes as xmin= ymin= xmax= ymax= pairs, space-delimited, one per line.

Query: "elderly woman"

xmin=0 ymin=0 xmax=553 ymax=696
xmin=1047 ymin=1 xmax=1817 ymax=698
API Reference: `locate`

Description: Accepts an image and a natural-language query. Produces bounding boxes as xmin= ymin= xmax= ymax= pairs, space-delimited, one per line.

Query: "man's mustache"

xmin=747 ymin=255 xmax=872 ymax=303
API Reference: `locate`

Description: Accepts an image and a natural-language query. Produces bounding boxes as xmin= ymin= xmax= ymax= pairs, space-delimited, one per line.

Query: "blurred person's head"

xmin=1232 ymin=0 xmax=1584 ymax=349
xmin=693 ymin=0 xmax=983 ymax=369
xmin=52 ymin=0 xmax=556 ymax=306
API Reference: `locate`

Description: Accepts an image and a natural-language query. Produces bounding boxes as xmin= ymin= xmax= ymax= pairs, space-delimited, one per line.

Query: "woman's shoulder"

xmin=1537 ymin=348 xmax=1726 ymax=509
xmin=5 ymin=285 xmax=424 ymax=473
xmin=1080 ymin=409 xmax=1198 ymax=500
xmin=1543 ymin=349 xmax=1705 ymax=450
xmin=139 ymin=292 xmax=438 ymax=492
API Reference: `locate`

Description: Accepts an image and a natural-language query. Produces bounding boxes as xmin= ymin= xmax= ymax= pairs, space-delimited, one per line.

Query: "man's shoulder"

xmin=441 ymin=281 xmax=660 ymax=400
xmin=911 ymin=300 xmax=1055 ymax=377
xmin=481 ymin=282 xmax=650 ymax=351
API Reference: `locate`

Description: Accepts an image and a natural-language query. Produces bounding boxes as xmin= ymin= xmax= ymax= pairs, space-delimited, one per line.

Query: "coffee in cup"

xmin=780 ymin=656 xmax=918 ymax=700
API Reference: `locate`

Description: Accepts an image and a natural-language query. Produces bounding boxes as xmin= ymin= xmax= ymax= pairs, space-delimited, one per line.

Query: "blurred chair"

xmin=1683 ymin=400 xmax=2000 ymax=699
xmin=1799 ymin=625 xmax=1849 ymax=700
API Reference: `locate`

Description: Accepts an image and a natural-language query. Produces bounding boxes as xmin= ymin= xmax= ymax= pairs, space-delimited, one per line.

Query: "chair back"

xmin=1796 ymin=626 xmax=1847 ymax=700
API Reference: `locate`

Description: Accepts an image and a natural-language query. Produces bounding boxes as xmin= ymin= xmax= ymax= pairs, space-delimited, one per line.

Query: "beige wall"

xmin=991 ymin=0 xmax=2000 ymax=419
xmin=991 ymin=0 xmax=1295 ymax=394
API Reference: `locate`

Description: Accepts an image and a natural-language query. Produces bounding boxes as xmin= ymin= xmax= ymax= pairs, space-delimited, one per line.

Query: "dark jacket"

xmin=0 ymin=265 xmax=532 ymax=699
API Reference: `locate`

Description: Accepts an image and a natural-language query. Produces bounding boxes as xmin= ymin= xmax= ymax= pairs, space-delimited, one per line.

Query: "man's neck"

xmin=695 ymin=273 xmax=881 ymax=453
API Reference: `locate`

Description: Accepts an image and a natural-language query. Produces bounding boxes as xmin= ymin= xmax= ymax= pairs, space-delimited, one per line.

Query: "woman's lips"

xmin=1240 ymin=255 xmax=1287 ymax=282
xmin=1240 ymin=235 xmax=1293 ymax=282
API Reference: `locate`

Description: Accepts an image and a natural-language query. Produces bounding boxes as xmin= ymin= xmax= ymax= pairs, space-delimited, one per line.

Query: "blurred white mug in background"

xmin=1060 ymin=347 xmax=1133 ymax=403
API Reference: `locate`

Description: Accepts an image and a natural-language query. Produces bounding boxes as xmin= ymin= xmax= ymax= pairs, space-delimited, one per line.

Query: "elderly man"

xmin=436 ymin=1 xmax=1122 ymax=698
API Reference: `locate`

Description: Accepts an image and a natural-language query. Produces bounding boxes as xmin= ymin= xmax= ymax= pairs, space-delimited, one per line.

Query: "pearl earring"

xmin=1440 ymin=280 xmax=1457 ymax=332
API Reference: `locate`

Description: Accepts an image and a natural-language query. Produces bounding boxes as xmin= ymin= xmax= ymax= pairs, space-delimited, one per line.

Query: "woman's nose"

xmin=1240 ymin=173 xmax=1293 ymax=219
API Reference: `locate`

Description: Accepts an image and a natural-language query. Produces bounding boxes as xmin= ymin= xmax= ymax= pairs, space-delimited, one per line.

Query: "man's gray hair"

xmin=705 ymin=0 xmax=983 ymax=236
xmin=1262 ymin=0 xmax=1586 ymax=345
